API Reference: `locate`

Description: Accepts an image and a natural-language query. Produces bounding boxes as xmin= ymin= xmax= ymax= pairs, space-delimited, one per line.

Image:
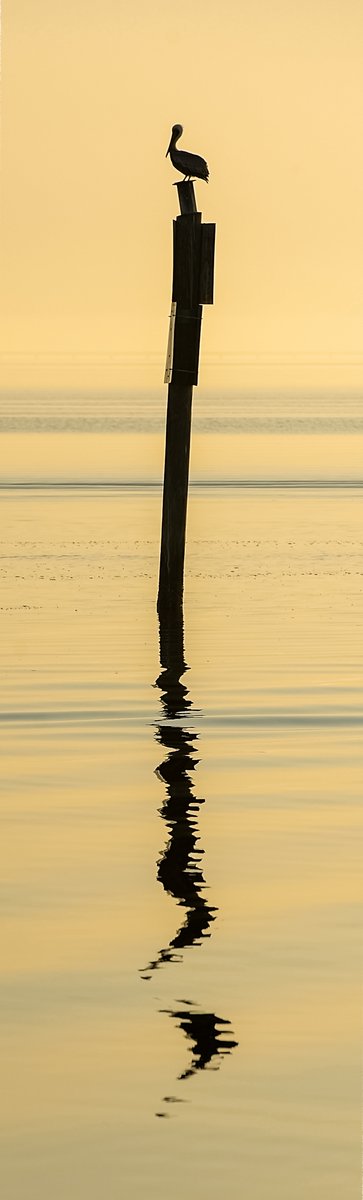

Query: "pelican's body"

xmin=166 ymin=124 xmax=209 ymax=183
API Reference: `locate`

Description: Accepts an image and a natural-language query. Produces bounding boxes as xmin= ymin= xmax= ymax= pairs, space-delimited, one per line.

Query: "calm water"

xmin=0 ymin=390 xmax=362 ymax=1198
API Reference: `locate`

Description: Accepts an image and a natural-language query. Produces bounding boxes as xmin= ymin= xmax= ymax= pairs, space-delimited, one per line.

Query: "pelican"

xmin=166 ymin=124 xmax=209 ymax=183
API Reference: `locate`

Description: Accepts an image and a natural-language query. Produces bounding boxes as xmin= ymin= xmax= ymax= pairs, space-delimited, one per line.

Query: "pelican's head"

xmin=166 ymin=124 xmax=183 ymax=156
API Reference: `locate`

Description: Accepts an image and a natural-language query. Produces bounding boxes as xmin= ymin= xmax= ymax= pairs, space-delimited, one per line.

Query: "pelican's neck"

xmin=171 ymin=129 xmax=182 ymax=148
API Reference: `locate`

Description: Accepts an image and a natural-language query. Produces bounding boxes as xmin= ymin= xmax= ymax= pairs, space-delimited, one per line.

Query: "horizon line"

xmin=0 ymin=353 xmax=362 ymax=367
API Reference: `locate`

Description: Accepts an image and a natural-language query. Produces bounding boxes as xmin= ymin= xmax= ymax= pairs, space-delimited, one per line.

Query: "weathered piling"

xmin=157 ymin=181 xmax=215 ymax=613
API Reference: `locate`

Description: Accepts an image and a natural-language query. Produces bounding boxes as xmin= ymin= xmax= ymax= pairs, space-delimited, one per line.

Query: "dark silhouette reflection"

xmin=140 ymin=596 xmax=238 ymax=1114
xmin=140 ymin=601 xmax=217 ymax=978
xmin=162 ymin=1007 xmax=238 ymax=1080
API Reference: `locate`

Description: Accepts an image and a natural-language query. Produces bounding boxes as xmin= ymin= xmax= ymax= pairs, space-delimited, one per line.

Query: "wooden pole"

xmin=158 ymin=381 xmax=193 ymax=609
xmin=158 ymin=183 xmax=215 ymax=613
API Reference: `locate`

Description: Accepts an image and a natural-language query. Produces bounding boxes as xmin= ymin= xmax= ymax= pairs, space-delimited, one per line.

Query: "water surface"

xmin=0 ymin=390 xmax=361 ymax=1198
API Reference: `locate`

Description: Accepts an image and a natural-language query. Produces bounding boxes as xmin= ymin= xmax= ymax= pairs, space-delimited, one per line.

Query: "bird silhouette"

xmin=166 ymin=124 xmax=209 ymax=182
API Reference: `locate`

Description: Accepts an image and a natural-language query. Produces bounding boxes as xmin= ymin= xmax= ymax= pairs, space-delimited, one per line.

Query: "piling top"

xmin=176 ymin=181 xmax=197 ymax=215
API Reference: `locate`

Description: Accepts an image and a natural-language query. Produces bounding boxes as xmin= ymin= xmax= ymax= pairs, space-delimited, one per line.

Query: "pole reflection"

xmin=140 ymin=598 xmax=238 ymax=1110
xmin=140 ymin=601 xmax=216 ymax=978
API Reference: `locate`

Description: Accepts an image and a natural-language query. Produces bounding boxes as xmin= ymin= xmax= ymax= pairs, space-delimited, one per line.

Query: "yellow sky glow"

xmin=1 ymin=0 xmax=363 ymax=387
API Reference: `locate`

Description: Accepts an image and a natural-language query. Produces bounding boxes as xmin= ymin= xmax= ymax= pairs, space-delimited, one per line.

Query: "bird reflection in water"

xmin=155 ymin=1006 xmax=238 ymax=1116
xmin=140 ymin=601 xmax=216 ymax=978
xmin=162 ymin=1007 xmax=238 ymax=1081
xmin=140 ymin=599 xmax=238 ymax=1111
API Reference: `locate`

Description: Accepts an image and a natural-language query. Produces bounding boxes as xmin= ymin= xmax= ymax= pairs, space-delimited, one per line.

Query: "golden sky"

xmin=1 ymin=0 xmax=363 ymax=384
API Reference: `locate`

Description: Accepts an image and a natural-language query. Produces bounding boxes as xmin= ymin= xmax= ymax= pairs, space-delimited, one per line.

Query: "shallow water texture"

xmin=0 ymin=392 xmax=362 ymax=1198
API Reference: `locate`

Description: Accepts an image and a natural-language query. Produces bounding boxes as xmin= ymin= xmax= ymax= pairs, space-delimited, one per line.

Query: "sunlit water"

xmin=0 ymin=390 xmax=362 ymax=1198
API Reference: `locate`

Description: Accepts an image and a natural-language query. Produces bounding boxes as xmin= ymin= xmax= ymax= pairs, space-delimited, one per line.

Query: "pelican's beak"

xmin=165 ymin=138 xmax=172 ymax=157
